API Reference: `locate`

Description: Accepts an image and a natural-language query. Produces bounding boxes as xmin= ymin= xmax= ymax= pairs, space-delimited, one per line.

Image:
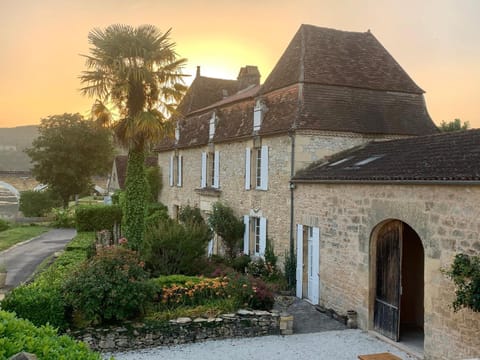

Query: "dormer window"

xmin=253 ymin=99 xmax=264 ymax=131
xmin=209 ymin=112 xmax=216 ymax=140
xmin=174 ymin=123 xmax=180 ymax=143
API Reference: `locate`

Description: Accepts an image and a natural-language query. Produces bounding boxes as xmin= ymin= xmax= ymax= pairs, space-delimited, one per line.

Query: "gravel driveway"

xmin=107 ymin=330 xmax=415 ymax=360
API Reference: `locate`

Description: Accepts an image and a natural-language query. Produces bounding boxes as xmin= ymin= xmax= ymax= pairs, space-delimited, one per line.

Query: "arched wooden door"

xmin=374 ymin=220 xmax=402 ymax=341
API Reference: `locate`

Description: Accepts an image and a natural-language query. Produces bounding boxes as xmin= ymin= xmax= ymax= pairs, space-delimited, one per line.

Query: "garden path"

xmin=0 ymin=228 xmax=76 ymax=295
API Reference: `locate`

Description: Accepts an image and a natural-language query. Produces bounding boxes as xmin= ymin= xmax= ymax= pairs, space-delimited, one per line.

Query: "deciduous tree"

xmin=25 ymin=113 xmax=113 ymax=207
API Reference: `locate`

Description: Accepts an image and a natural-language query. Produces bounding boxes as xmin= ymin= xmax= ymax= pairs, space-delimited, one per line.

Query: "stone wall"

xmin=71 ymin=310 xmax=280 ymax=352
xmin=294 ymin=183 xmax=480 ymax=360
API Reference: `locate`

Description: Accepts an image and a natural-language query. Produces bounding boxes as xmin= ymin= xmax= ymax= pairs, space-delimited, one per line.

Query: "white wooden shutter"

xmin=245 ymin=148 xmax=251 ymax=190
xmin=213 ymin=151 xmax=220 ymax=188
xmin=201 ymin=152 xmax=207 ymax=188
xmin=296 ymin=224 xmax=303 ymax=298
xmin=243 ymin=215 xmax=250 ymax=254
xmin=312 ymin=227 xmax=320 ymax=305
xmin=169 ymin=155 xmax=174 ymax=187
xmin=260 ymin=145 xmax=269 ymax=190
xmin=208 ymin=238 xmax=214 ymax=257
xmin=177 ymin=155 xmax=182 ymax=186
xmin=259 ymin=217 xmax=267 ymax=256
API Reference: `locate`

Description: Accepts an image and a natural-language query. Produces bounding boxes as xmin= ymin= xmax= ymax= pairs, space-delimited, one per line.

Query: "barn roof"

xmin=293 ymin=129 xmax=480 ymax=183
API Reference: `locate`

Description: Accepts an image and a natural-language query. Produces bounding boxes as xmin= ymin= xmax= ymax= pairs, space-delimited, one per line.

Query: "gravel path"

xmin=107 ymin=330 xmax=415 ymax=360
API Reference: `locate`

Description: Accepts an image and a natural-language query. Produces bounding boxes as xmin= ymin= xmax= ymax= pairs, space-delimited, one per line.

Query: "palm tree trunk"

xmin=124 ymin=148 xmax=147 ymax=250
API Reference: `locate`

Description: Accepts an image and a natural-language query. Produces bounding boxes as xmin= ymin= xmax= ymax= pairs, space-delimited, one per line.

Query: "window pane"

xmin=256 ymin=148 xmax=262 ymax=187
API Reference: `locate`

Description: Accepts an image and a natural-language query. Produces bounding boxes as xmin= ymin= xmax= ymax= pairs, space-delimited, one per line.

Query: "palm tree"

xmin=80 ymin=24 xmax=187 ymax=249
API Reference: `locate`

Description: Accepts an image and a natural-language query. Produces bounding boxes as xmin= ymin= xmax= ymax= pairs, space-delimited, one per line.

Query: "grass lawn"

xmin=0 ymin=225 xmax=50 ymax=252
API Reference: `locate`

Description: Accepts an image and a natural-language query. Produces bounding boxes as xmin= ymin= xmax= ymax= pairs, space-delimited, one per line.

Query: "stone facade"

xmin=294 ymin=182 xmax=480 ymax=360
xmin=72 ymin=311 xmax=280 ymax=352
xmin=158 ymin=132 xmax=382 ymax=259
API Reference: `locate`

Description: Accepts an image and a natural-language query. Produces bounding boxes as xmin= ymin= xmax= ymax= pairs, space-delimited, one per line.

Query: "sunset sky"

xmin=1 ymin=0 xmax=479 ymax=128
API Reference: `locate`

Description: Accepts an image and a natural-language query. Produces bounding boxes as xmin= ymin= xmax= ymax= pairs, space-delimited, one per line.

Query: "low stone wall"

xmin=71 ymin=310 xmax=283 ymax=352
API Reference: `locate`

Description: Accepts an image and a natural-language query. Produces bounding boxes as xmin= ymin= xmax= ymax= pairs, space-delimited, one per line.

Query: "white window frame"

xmin=244 ymin=215 xmax=267 ymax=257
xmin=253 ymin=100 xmax=263 ymax=131
xmin=246 ymin=145 xmax=269 ymax=191
xmin=209 ymin=112 xmax=216 ymax=140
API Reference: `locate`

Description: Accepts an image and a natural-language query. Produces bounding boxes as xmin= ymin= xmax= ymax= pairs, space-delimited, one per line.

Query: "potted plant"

xmin=0 ymin=262 xmax=7 ymax=288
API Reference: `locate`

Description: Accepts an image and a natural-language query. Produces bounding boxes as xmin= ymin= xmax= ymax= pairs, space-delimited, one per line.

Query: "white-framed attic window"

xmin=253 ymin=99 xmax=264 ymax=131
xmin=209 ymin=112 xmax=217 ymax=140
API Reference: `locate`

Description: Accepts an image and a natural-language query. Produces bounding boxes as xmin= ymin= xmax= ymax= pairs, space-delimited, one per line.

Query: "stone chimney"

xmin=196 ymin=66 xmax=201 ymax=77
xmin=237 ymin=66 xmax=260 ymax=90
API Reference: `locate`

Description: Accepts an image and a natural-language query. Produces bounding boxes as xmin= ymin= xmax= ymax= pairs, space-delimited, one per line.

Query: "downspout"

xmin=289 ymin=25 xmax=306 ymax=256
xmin=289 ymin=133 xmax=296 ymax=255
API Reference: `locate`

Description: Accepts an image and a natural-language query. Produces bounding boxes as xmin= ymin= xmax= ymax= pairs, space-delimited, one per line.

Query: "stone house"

xmin=107 ymin=155 xmax=157 ymax=192
xmin=292 ymin=130 xmax=480 ymax=359
xmin=156 ymin=24 xmax=437 ymax=259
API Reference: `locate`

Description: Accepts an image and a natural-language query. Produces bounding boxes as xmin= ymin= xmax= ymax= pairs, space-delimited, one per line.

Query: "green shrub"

xmin=231 ymin=254 xmax=251 ymax=273
xmin=51 ymin=207 xmax=76 ymax=228
xmin=179 ymin=205 xmax=205 ymax=226
xmin=0 ymin=283 xmax=68 ymax=331
xmin=0 ymin=219 xmax=10 ymax=232
xmin=19 ymin=190 xmax=62 ymax=217
xmin=63 ymin=246 xmax=151 ymax=324
xmin=208 ymin=202 xmax=244 ymax=260
xmin=150 ymin=274 xmax=202 ymax=290
xmin=75 ymin=204 xmax=122 ymax=232
xmin=284 ymin=249 xmax=296 ymax=291
xmin=145 ymin=202 xmax=169 ymax=228
xmin=142 ymin=220 xmax=211 ymax=276
xmin=145 ymin=165 xmax=162 ymax=203
xmin=111 ymin=190 xmax=123 ymax=205
xmin=445 ymin=253 xmax=480 ymax=312
xmin=0 ymin=310 xmax=102 ymax=360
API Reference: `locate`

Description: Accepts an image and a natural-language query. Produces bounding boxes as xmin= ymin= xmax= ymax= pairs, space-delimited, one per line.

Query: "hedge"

xmin=75 ymin=205 xmax=122 ymax=232
xmin=0 ymin=310 xmax=102 ymax=360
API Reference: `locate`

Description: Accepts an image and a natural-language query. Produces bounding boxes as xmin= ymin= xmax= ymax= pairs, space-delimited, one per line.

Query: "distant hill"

xmin=0 ymin=125 xmax=38 ymax=171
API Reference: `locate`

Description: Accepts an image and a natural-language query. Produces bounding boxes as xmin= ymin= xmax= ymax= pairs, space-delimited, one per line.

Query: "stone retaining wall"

xmin=71 ymin=310 xmax=282 ymax=352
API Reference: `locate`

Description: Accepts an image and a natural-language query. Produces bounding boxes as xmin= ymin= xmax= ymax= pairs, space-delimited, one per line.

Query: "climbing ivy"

xmin=445 ymin=253 xmax=480 ymax=312
xmin=124 ymin=150 xmax=148 ymax=250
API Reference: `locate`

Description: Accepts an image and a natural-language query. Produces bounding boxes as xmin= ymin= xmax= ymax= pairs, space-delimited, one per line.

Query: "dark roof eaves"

xmin=262 ymin=79 xmax=425 ymax=96
xmin=292 ymin=178 xmax=480 ymax=186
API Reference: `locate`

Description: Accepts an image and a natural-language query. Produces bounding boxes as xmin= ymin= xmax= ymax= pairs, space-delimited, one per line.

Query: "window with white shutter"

xmin=213 ymin=151 xmax=220 ymax=188
xmin=245 ymin=148 xmax=251 ymax=190
xmin=243 ymin=215 xmax=250 ymax=255
xmin=201 ymin=152 xmax=207 ymax=188
xmin=259 ymin=145 xmax=269 ymax=190
xmin=176 ymin=155 xmax=182 ymax=187
xmin=253 ymin=100 xmax=263 ymax=131
xmin=169 ymin=155 xmax=174 ymax=187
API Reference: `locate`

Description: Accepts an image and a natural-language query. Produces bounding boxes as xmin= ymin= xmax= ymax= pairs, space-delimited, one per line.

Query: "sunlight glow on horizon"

xmin=1 ymin=0 xmax=479 ymax=129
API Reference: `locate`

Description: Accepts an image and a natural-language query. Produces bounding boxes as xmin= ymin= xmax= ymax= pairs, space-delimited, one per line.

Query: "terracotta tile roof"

xmin=262 ymin=24 xmax=424 ymax=95
xmin=293 ymin=130 xmax=480 ymax=183
xmin=114 ymin=155 xmax=158 ymax=189
xmin=298 ymin=84 xmax=438 ymax=135
xmin=177 ymin=75 xmax=238 ymax=116
xmin=190 ymin=84 xmax=260 ymax=115
xmin=156 ymin=24 xmax=438 ymax=152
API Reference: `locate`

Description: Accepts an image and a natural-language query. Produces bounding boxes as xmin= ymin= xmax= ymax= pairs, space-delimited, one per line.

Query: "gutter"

xmin=291 ymin=179 xmax=480 ymax=186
